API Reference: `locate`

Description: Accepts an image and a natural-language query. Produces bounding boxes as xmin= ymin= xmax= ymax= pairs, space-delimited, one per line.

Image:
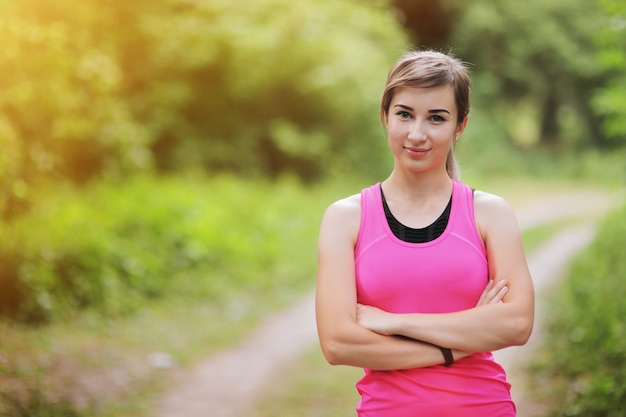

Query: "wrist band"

xmin=439 ymin=346 xmax=453 ymax=367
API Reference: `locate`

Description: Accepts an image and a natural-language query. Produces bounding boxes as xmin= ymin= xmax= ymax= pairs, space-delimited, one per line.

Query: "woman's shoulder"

xmin=324 ymin=193 xmax=362 ymax=220
xmin=324 ymin=182 xmax=380 ymax=217
xmin=321 ymin=182 xmax=382 ymax=233
xmin=472 ymin=189 xmax=520 ymax=232
xmin=473 ymin=189 xmax=511 ymax=209
xmin=452 ymin=180 xmax=513 ymax=215
xmin=319 ymin=193 xmax=362 ymax=245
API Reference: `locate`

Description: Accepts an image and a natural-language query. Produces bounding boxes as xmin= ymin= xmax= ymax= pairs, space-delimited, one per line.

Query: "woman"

xmin=315 ymin=50 xmax=535 ymax=416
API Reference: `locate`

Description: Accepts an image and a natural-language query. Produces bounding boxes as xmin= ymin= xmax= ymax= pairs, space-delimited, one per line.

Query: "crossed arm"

xmin=315 ymin=191 xmax=535 ymax=371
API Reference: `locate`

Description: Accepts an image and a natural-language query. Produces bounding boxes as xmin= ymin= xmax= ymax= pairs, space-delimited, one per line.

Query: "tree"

xmin=390 ymin=0 xmax=458 ymax=49
xmin=449 ymin=0 xmax=610 ymax=149
xmin=592 ymin=0 xmax=626 ymax=144
xmin=0 ymin=3 xmax=152 ymax=217
xmin=134 ymin=0 xmax=407 ymax=180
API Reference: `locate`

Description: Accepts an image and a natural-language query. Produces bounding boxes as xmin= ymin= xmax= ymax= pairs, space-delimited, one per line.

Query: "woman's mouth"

xmin=404 ymin=146 xmax=429 ymax=157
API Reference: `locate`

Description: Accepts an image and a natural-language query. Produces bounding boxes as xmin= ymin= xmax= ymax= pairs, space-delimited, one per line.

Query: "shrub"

xmin=0 ymin=175 xmax=331 ymax=322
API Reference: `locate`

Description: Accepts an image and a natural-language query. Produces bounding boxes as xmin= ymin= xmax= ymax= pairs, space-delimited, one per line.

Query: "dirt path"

xmin=157 ymin=293 xmax=317 ymax=417
xmin=156 ymin=190 xmax=617 ymax=417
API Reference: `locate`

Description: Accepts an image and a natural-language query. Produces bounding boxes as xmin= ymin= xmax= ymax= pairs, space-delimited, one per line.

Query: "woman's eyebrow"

xmin=393 ymin=104 xmax=413 ymax=111
xmin=393 ymin=104 xmax=451 ymax=114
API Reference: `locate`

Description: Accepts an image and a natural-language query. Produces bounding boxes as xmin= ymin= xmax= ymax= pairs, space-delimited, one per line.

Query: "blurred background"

xmin=0 ymin=0 xmax=624 ymax=416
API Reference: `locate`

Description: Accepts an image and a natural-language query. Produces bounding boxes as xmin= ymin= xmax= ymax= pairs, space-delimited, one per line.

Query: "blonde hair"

xmin=380 ymin=50 xmax=471 ymax=179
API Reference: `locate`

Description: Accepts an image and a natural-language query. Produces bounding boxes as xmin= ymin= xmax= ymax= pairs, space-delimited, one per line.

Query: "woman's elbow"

xmin=510 ymin=315 xmax=534 ymax=346
xmin=319 ymin=338 xmax=348 ymax=366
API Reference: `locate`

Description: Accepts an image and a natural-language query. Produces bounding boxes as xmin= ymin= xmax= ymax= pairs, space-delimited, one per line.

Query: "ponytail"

xmin=446 ymin=149 xmax=460 ymax=180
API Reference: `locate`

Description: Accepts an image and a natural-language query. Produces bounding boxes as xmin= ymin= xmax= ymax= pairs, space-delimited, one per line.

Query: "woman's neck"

xmin=383 ymin=169 xmax=452 ymax=203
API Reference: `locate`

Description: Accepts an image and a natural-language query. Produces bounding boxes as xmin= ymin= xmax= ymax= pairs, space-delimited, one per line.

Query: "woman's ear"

xmin=456 ymin=116 xmax=469 ymax=137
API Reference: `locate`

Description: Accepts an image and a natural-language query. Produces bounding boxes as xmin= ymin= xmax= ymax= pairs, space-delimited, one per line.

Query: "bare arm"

xmin=356 ymin=192 xmax=535 ymax=353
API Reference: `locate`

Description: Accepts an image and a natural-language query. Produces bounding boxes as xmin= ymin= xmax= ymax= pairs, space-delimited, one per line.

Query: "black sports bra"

xmin=380 ymin=185 xmax=451 ymax=243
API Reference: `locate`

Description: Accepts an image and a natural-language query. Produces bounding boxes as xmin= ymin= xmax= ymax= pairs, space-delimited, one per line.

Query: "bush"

xmin=0 ymin=175 xmax=333 ymax=322
xmin=532 ymin=203 xmax=626 ymax=416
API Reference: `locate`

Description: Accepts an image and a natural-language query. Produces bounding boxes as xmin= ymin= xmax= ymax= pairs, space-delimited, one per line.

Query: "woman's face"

xmin=386 ymin=84 xmax=466 ymax=174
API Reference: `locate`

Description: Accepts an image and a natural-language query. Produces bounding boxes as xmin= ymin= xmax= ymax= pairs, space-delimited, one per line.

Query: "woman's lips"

xmin=404 ymin=146 xmax=429 ymax=157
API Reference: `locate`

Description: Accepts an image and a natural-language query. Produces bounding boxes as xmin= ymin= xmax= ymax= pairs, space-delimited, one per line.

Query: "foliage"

xmin=0 ymin=8 xmax=152 ymax=218
xmin=136 ymin=0 xmax=404 ymax=180
xmin=448 ymin=0 xmax=611 ymax=149
xmin=592 ymin=0 xmax=626 ymax=143
xmin=0 ymin=0 xmax=405 ymax=218
xmin=531 ymin=203 xmax=626 ymax=416
xmin=0 ymin=175 xmax=336 ymax=322
xmin=2 ymin=0 xmax=624 ymax=223
xmin=456 ymin=129 xmax=626 ymax=187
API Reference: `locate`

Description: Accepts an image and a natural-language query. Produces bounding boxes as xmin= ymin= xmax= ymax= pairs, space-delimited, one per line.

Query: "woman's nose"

xmin=408 ymin=121 xmax=426 ymax=140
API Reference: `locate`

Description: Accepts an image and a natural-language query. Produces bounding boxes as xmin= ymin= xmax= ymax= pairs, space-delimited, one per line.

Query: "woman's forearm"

xmin=319 ymin=322 xmax=468 ymax=370
xmin=356 ymin=278 xmax=530 ymax=353
xmin=380 ymin=303 xmax=532 ymax=352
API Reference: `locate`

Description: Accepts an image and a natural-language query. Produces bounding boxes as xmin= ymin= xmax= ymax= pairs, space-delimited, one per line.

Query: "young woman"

xmin=315 ymin=50 xmax=535 ymax=416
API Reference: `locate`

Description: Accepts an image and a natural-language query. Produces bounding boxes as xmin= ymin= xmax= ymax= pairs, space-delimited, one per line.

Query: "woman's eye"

xmin=396 ymin=111 xmax=411 ymax=119
xmin=429 ymin=115 xmax=446 ymax=122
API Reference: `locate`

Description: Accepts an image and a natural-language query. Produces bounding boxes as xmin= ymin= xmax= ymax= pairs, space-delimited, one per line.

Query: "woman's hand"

xmin=356 ymin=304 xmax=396 ymax=336
xmin=475 ymin=279 xmax=508 ymax=307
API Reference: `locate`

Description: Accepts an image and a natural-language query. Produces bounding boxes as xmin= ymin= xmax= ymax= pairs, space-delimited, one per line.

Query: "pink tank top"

xmin=354 ymin=180 xmax=515 ymax=416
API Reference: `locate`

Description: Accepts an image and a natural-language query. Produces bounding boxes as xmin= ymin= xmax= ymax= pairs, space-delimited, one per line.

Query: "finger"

xmin=487 ymin=283 xmax=508 ymax=304
xmin=489 ymin=280 xmax=508 ymax=298
xmin=491 ymin=285 xmax=508 ymax=304
xmin=476 ymin=280 xmax=494 ymax=305
xmin=482 ymin=280 xmax=508 ymax=305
